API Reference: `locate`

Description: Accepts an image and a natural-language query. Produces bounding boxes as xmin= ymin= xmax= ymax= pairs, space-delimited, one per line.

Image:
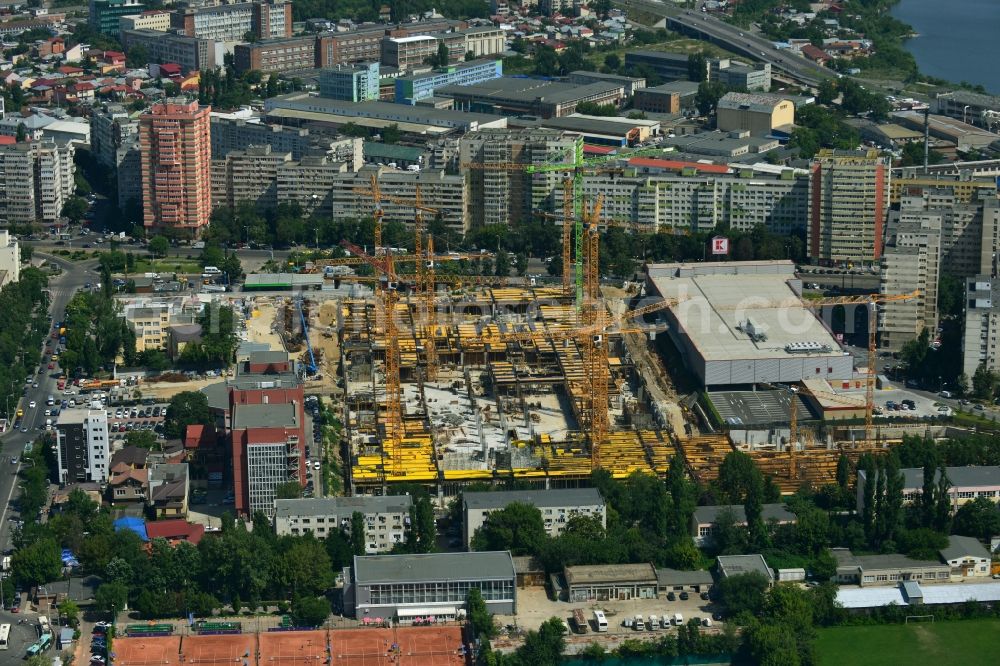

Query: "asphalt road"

xmin=0 ymin=252 xmax=95 ymax=553
xmin=616 ymin=1 xmax=834 ymax=86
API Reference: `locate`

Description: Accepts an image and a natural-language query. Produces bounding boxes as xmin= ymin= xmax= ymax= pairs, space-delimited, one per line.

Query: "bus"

xmin=0 ymin=623 xmax=10 ymax=650
xmin=593 ymin=610 xmax=608 ymax=632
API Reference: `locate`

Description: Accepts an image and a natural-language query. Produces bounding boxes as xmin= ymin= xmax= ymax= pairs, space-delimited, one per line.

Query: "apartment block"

xmin=858 ymin=465 xmax=1000 ymax=512
xmin=879 ymin=212 xmax=941 ymax=352
xmin=275 ymin=155 xmax=350 ymax=217
xmin=460 ymin=128 xmax=579 ymax=227
xmin=89 ymin=0 xmax=144 ymax=36
xmin=210 ymin=114 xmax=313 ymax=160
xmin=91 ymin=102 xmax=138 ymax=168
xmin=171 ymin=0 xmax=291 ymax=42
xmin=118 ymin=10 xmax=171 ymax=33
xmin=116 ymin=138 xmax=142 ymax=210
xmin=121 ymin=29 xmax=216 ymax=72
xmin=0 ymin=141 xmax=75 ymax=225
xmin=381 ymin=35 xmax=440 ymax=70
xmin=963 ymin=276 xmax=1000 ymax=380
xmin=326 ymin=166 xmax=469 ymax=233
xmin=233 ymin=35 xmax=314 ymax=74
xmin=395 ymin=59 xmax=502 ymax=105
xmin=319 ymin=62 xmax=380 ymax=102
xmin=712 ymin=59 xmax=771 ymax=91
xmin=0 ymin=230 xmax=20 ymax=288
xmin=461 ymin=26 xmax=505 ymax=58
xmin=212 ymin=144 xmax=292 ymax=212
xmin=807 ymin=149 xmax=889 ymax=267
xmin=625 ymin=51 xmax=698 ymax=83
xmin=55 ymin=409 xmax=110 ymax=484
xmin=125 ymin=305 xmax=170 ymax=351
xmin=889 ymin=173 xmax=997 ymax=205
xmin=575 ymin=165 xmax=810 ymax=235
xmin=274 ymin=496 xmax=413 ymax=552
xmin=139 ymin=99 xmax=212 ymax=236
xmin=462 ymin=489 xmax=606 ymax=548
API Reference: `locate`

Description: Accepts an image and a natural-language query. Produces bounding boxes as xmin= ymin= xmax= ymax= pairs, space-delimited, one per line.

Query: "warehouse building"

xmin=437 ymin=77 xmax=625 ymax=118
xmin=394 ymin=59 xmax=503 ymax=105
xmin=462 ymin=488 xmax=606 ymax=548
xmin=646 ymin=260 xmax=853 ymax=388
xmin=564 ymin=563 xmax=659 ymax=603
xmin=632 ymin=80 xmax=700 ymax=114
xmin=345 ymin=551 xmax=517 ymax=620
xmin=716 ymin=92 xmax=795 ymax=134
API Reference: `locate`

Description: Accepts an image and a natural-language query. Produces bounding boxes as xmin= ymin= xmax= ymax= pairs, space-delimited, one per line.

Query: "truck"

xmin=572 ymin=609 xmax=588 ymax=634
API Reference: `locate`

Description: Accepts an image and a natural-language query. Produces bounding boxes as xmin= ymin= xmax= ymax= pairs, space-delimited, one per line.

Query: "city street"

xmin=0 ymin=251 xmax=94 ymax=553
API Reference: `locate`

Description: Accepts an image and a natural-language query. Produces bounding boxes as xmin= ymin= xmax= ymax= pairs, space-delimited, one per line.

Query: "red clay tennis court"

xmin=181 ymin=634 xmax=257 ymax=665
xmin=328 ymin=627 xmax=467 ymax=666
xmin=256 ymin=630 xmax=327 ymax=665
xmin=112 ymin=636 xmax=182 ymax=666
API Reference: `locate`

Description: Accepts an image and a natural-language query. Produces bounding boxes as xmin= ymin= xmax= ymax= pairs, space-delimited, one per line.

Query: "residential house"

xmin=148 ymin=463 xmax=189 ymax=518
xmin=940 ymin=535 xmax=992 ymax=578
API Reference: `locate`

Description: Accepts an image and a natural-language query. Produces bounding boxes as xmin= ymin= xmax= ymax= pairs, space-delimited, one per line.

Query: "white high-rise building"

xmin=0 ymin=229 xmax=19 ymax=288
xmin=55 ymin=409 xmax=110 ymax=484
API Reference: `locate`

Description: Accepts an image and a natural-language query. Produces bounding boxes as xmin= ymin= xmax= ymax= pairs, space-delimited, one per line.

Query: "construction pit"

xmin=336 ymin=285 xmax=681 ymax=495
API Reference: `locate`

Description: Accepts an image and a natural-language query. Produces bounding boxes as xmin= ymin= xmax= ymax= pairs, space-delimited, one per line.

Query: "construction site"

xmin=280 ymin=160 xmax=924 ymax=499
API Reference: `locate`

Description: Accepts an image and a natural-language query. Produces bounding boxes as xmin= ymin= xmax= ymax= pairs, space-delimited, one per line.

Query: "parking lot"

xmin=496 ymin=587 xmax=723 ymax=635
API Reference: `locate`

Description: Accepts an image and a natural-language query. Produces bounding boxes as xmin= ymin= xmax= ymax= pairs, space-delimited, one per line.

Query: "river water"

xmin=890 ymin=0 xmax=1000 ymax=93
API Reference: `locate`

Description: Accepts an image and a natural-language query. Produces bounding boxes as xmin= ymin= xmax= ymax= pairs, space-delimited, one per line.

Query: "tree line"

xmin=0 ymin=268 xmax=49 ymax=426
xmin=10 ymin=446 xmax=439 ymax=624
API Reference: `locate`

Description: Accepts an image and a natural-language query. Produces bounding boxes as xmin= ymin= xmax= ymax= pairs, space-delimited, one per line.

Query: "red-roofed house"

xmin=68 ymin=81 xmax=95 ymax=101
xmin=58 ymin=65 xmax=83 ymax=76
xmin=800 ymin=44 xmax=831 ymax=65
xmin=184 ymin=424 xmax=219 ymax=450
xmin=145 ymin=519 xmax=205 ymax=546
xmin=628 ymin=157 xmax=731 ymax=175
xmin=155 ymin=63 xmax=182 ymax=78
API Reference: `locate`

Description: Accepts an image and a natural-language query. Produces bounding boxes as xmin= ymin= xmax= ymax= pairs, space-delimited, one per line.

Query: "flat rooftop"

xmin=275 ymin=495 xmax=412 ymax=517
xmin=232 ymin=402 xmax=298 ymax=430
xmin=354 ymin=551 xmax=515 ymax=584
xmin=463 ymin=487 xmax=604 ymax=510
xmin=648 ymin=261 xmax=846 ymax=363
xmin=565 ymin=563 xmax=657 ymax=586
xmin=436 ymin=77 xmax=623 ymax=105
xmin=265 ymin=93 xmax=507 ymax=129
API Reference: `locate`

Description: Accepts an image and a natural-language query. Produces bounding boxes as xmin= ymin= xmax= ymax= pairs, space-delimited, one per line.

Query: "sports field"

xmin=816 ymin=618 xmax=1000 ymax=665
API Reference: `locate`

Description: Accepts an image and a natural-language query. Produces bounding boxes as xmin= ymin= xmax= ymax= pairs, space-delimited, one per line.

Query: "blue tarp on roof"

xmin=61 ymin=549 xmax=80 ymax=567
xmin=113 ymin=517 xmax=148 ymax=541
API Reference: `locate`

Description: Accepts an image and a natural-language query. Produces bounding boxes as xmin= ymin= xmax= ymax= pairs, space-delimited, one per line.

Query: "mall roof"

xmin=647 ymin=261 xmax=845 ymax=363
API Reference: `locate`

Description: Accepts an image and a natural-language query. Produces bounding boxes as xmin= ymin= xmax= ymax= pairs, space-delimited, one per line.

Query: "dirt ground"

xmin=245 ymin=300 xmax=287 ymax=352
xmin=140 ymin=376 xmax=223 ymax=400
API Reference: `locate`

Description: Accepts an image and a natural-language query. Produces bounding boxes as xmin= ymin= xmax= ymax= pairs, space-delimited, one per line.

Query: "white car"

xmin=28 ymin=400 xmax=36 ymax=409
xmin=313 ymin=461 xmax=322 ymax=470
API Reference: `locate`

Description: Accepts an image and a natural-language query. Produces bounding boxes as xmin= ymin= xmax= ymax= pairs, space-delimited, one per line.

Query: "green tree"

xmin=125 ymin=429 xmax=159 ymax=450
xmin=42 ymin=575 xmax=77 ymax=622
xmin=291 ymin=595 xmax=330 ymax=627
xmin=61 ymin=196 xmax=89 ymax=223
xmin=280 ymin=535 xmax=334 ymax=596
xmin=514 ymin=617 xmax=566 ymax=665
xmin=972 ymin=362 xmax=998 ymax=401
xmin=148 ymin=235 xmax=169 ymax=258
xmin=274 ymin=481 xmax=302 ymax=499
xmin=350 ymin=511 xmax=366 ymax=556
xmin=717 ymin=571 xmax=769 ymax=619
xmin=604 ymin=53 xmax=621 ymax=70
xmin=222 ymin=252 xmax=243 ymax=283
xmin=164 ymin=391 xmax=210 ymax=438
xmin=747 ymin=620 xmax=802 ymax=666
xmin=952 ymin=497 xmax=1000 ymax=543
xmin=695 ymin=80 xmax=727 ymax=116
xmin=816 ymin=78 xmax=837 ymax=105
xmin=95 ymin=581 xmax=129 ymax=617
xmin=12 ymin=537 xmax=62 ymax=586
xmin=200 ymin=243 xmax=225 ymax=268
xmin=687 ymin=51 xmax=707 ymax=82
xmin=467 ymin=588 xmax=495 ymax=638
xmin=403 ymin=495 xmax=436 ymax=554
xmin=471 ymin=502 xmax=546 ymax=555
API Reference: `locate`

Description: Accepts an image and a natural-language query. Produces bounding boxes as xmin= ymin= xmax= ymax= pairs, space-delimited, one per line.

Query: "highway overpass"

xmin=615 ymin=0 xmax=835 ymax=87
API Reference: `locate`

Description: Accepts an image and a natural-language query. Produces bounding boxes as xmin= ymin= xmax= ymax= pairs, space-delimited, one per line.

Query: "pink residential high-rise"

xmin=139 ymin=98 xmax=211 ymax=236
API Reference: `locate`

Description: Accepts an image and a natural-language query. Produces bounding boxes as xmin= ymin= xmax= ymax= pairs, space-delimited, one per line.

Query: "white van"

xmin=673 ymin=612 xmax=684 ymax=626
xmin=203 ymin=266 xmax=222 ymax=275
xmin=45 ymin=419 xmax=53 ymax=430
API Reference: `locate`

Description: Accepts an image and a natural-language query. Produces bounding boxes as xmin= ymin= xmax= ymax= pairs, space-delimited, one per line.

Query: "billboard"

xmin=711 ymin=236 xmax=729 ymax=255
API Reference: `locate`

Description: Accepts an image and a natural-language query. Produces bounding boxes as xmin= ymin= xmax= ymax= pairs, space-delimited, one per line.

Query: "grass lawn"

xmin=130 ymin=258 xmax=203 ymax=275
xmin=816 ymin=619 xmax=1000 ymax=666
